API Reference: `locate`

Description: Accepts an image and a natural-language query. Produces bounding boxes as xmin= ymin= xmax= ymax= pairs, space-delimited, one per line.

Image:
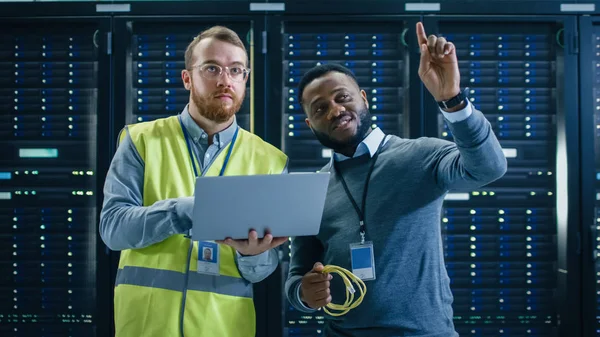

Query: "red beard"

xmin=191 ymin=85 xmax=244 ymax=123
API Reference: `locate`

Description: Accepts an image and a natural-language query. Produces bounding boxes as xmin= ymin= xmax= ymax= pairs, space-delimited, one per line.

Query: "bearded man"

xmin=100 ymin=26 xmax=288 ymax=337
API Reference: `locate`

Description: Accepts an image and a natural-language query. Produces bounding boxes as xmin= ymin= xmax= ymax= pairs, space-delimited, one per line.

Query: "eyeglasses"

xmin=190 ymin=63 xmax=250 ymax=82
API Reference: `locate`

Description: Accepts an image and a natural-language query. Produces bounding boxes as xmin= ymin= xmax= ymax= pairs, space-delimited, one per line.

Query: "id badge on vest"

xmin=350 ymin=241 xmax=376 ymax=281
xmin=197 ymin=241 xmax=220 ymax=276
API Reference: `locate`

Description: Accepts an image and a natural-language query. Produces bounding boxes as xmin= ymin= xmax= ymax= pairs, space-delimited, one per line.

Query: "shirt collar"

xmin=180 ymin=104 xmax=238 ymax=147
xmin=333 ymin=127 xmax=386 ymax=162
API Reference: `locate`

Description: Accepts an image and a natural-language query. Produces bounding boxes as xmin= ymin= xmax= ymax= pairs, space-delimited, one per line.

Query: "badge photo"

xmin=197 ymin=241 xmax=220 ymax=276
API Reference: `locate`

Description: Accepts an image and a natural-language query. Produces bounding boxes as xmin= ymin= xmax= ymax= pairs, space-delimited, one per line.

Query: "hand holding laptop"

xmin=217 ymin=229 xmax=288 ymax=256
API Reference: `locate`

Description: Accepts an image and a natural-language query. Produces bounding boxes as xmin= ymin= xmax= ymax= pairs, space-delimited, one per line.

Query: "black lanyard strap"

xmin=333 ymin=135 xmax=387 ymax=244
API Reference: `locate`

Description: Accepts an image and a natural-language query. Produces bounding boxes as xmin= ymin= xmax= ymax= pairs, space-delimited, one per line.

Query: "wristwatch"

xmin=437 ymin=88 xmax=468 ymax=110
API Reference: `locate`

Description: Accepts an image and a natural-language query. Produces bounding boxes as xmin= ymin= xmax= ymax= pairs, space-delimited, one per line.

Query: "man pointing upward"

xmin=285 ymin=22 xmax=507 ymax=336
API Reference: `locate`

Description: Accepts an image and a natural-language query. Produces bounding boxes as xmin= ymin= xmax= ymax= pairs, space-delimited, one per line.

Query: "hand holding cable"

xmin=300 ymin=262 xmax=366 ymax=317
xmin=300 ymin=262 xmax=333 ymax=309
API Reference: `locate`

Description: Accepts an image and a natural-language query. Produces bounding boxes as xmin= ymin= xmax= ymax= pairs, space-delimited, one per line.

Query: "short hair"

xmin=297 ymin=64 xmax=359 ymax=104
xmin=184 ymin=26 xmax=247 ymax=70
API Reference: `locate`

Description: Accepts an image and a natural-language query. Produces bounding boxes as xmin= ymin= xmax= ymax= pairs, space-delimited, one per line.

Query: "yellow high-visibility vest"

xmin=113 ymin=115 xmax=287 ymax=337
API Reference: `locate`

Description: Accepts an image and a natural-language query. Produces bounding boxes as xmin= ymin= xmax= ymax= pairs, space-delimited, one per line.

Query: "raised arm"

xmin=416 ymin=22 xmax=506 ymax=190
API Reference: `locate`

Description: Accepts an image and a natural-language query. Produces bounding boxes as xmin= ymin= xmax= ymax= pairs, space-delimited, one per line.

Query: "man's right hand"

xmin=300 ymin=262 xmax=332 ymax=309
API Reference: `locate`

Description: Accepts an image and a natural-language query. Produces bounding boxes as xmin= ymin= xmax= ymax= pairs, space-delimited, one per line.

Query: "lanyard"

xmin=333 ymin=136 xmax=387 ymax=244
xmin=178 ymin=115 xmax=239 ymax=178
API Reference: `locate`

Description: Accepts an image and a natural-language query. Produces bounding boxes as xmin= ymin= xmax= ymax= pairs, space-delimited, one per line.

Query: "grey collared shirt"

xmin=99 ymin=106 xmax=282 ymax=283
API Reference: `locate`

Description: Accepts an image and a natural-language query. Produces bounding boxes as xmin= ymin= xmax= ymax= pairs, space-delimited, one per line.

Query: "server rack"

xmin=0 ymin=18 xmax=112 ymax=337
xmin=579 ymin=15 xmax=600 ymax=337
xmin=266 ymin=13 xmax=582 ymax=337
xmin=265 ymin=15 xmax=423 ymax=336
xmin=423 ymin=16 xmax=580 ymax=337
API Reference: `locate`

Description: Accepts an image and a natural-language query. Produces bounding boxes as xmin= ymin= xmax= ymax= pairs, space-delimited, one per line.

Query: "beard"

xmin=190 ymin=83 xmax=244 ymax=123
xmin=311 ymin=107 xmax=373 ymax=154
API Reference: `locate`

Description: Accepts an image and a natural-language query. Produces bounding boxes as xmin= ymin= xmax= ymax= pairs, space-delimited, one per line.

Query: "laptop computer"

xmin=191 ymin=172 xmax=330 ymax=241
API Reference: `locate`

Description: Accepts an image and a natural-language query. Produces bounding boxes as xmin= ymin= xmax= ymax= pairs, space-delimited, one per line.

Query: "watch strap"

xmin=438 ymin=88 xmax=468 ymax=110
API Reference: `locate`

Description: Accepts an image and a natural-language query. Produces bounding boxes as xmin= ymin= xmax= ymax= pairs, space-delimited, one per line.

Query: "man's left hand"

xmin=217 ymin=230 xmax=288 ymax=256
xmin=416 ymin=22 xmax=461 ymax=103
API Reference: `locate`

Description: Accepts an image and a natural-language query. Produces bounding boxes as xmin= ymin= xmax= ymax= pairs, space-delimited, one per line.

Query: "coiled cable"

xmin=321 ymin=265 xmax=367 ymax=317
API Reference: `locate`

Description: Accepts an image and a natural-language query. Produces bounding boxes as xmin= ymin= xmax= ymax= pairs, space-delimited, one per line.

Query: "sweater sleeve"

xmin=285 ymin=235 xmax=324 ymax=313
xmin=423 ymin=106 xmax=507 ymax=191
xmin=99 ymin=128 xmax=194 ymax=251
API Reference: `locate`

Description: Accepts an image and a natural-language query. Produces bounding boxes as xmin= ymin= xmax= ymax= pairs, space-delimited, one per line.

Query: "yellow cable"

xmin=321 ymin=265 xmax=367 ymax=317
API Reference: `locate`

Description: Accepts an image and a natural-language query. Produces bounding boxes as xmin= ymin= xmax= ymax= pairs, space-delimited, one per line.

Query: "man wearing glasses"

xmin=100 ymin=26 xmax=288 ymax=337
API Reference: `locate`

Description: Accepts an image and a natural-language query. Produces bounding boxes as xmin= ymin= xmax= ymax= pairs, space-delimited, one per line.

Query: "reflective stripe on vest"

xmin=115 ymin=266 xmax=253 ymax=298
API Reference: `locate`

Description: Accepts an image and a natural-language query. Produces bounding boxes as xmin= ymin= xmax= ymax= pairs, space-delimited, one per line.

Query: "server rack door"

xmin=580 ymin=15 xmax=600 ymax=337
xmin=0 ymin=18 xmax=112 ymax=337
xmin=422 ymin=16 xmax=580 ymax=337
xmin=113 ymin=17 xmax=261 ymax=134
xmin=270 ymin=16 xmax=420 ymax=336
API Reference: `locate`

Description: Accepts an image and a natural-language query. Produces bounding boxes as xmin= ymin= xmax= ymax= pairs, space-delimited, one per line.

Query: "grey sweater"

xmin=285 ymin=109 xmax=507 ymax=337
